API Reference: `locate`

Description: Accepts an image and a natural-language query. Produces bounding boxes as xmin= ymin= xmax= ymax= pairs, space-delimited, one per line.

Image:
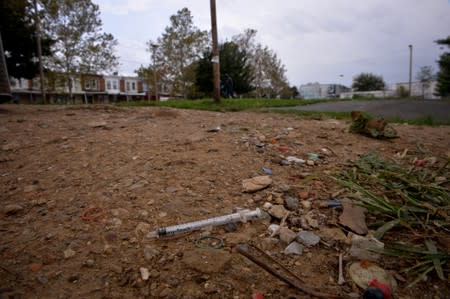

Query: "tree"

xmin=0 ymin=0 xmax=52 ymax=79
xmin=232 ymin=29 xmax=289 ymax=98
xmin=195 ymin=41 xmax=253 ymax=97
xmin=416 ymin=66 xmax=435 ymax=99
xmin=352 ymin=73 xmax=385 ymax=91
xmin=151 ymin=8 xmax=209 ymax=98
xmin=42 ymin=0 xmax=119 ymax=99
xmin=435 ymin=36 xmax=450 ymax=97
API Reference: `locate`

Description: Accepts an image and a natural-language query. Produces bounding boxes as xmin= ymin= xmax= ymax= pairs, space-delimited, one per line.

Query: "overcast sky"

xmin=95 ymin=0 xmax=450 ymax=87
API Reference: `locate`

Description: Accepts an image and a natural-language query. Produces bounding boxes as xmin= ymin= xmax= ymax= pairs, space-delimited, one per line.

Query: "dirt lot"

xmin=0 ymin=104 xmax=449 ymax=299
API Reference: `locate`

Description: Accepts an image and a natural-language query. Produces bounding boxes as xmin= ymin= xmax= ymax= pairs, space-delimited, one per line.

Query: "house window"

xmin=126 ymin=82 xmax=130 ymax=91
xmin=85 ymin=79 xmax=98 ymax=90
xmin=106 ymin=80 xmax=111 ymax=90
xmin=131 ymin=82 xmax=136 ymax=90
xmin=112 ymin=80 xmax=118 ymax=90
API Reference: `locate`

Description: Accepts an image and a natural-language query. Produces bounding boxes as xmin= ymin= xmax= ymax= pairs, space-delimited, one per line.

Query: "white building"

xmin=299 ymin=83 xmax=350 ymax=99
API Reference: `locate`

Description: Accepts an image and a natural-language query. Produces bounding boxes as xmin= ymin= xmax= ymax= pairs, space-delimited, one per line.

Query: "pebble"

xmin=36 ymin=275 xmax=48 ymax=284
xmin=85 ymin=259 xmax=95 ymax=267
xmin=279 ymin=227 xmax=297 ymax=244
xmin=262 ymin=202 xmax=273 ymax=210
xmin=298 ymin=191 xmax=309 ymax=200
xmin=268 ymin=224 xmax=280 ymax=235
xmin=30 ymin=263 xmax=43 ymax=272
xmin=349 ymin=234 xmax=384 ymax=261
xmin=242 ymin=176 xmax=273 ymax=193
xmin=4 ymin=204 xmax=24 ymax=215
xmin=284 ymin=242 xmax=304 ymax=255
xmin=63 ymin=248 xmax=76 ymax=259
xmin=268 ymin=205 xmax=288 ymax=219
xmin=108 ymin=218 xmax=122 ymax=228
xmin=301 ymin=200 xmax=312 ymax=210
xmin=306 ymin=160 xmax=315 ymax=166
xmin=159 ymin=287 xmax=171 ymax=297
xmin=296 ymin=231 xmax=321 ymax=247
xmin=284 ymin=196 xmax=299 ymax=211
xmin=135 ymin=222 xmax=151 ymax=237
xmin=140 ymin=267 xmax=150 ymax=280
xmin=260 ymin=237 xmax=279 ymax=251
xmin=144 ymin=245 xmax=160 ymax=261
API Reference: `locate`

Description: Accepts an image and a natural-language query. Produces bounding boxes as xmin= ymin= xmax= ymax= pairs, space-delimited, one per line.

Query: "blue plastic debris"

xmin=262 ymin=167 xmax=273 ymax=176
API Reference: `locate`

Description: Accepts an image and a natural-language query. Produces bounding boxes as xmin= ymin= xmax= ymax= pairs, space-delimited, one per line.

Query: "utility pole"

xmin=34 ymin=0 xmax=46 ymax=103
xmin=210 ymin=0 xmax=220 ymax=103
xmin=151 ymin=43 xmax=158 ymax=101
xmin=408 ymin=44 xmax=413 ymax=97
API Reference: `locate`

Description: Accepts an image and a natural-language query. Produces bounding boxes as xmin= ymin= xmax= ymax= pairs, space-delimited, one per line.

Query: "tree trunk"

xmin=0 ymin=31 xmax=12 ymax=103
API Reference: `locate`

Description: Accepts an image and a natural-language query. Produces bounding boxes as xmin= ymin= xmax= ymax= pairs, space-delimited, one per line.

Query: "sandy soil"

xmin=0 ymin=104 xmax=449 ymax=299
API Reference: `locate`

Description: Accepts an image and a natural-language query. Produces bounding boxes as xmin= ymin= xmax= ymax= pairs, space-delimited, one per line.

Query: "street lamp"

xmin=150 ymin=43 xmax=159 ymax=101
xmin=408 ymin=44 xmax=413 ymax=97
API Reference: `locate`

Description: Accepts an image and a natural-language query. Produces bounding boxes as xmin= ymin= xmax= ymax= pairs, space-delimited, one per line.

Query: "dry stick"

xmin=236 ymin=244 xmax=343 ymax=299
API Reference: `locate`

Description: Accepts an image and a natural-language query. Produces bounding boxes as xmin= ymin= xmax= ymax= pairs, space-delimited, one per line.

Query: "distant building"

xmin=299 ymin=83 xmax=350 ymax=99
xmin=339 ymin=81 xmax=440 ymax=100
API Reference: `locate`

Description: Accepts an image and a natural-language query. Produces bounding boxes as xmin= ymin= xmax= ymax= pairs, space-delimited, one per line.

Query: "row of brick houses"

xmin=9 ymin=73 xmax=169 ymax=104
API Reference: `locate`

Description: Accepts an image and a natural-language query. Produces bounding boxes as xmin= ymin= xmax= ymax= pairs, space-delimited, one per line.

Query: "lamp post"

xmin=151 ymin=43 xmax=158 ymax=101
xmin=210 ymin=0 xmax=221 ymax=103
xmin=408 ymin=44 xmax=413 ymax=97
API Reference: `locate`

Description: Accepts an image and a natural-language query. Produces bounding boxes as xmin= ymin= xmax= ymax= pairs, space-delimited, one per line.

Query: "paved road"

xmin=284 ymin=99 xmax=450 ymax=122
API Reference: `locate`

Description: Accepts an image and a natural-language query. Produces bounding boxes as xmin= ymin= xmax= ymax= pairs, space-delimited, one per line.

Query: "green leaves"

xmin=333 ymin=151 xmax=450 ymax=286
xmin=352 ymin=72 xmax=386 ymax=91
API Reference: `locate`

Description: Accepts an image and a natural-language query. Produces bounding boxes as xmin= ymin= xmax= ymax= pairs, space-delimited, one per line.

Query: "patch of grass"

xmin=386 ymin=116 xmax=450 ymax=126
xmin=333 ymin=152 xmax=450 ymax=286
xmin=116 ymin=98 xmax=326 ymax=111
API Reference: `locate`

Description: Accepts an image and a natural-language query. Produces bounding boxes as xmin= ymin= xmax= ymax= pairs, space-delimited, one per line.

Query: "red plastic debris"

xmin=252 ymin=292 xmax=264 ymax=299
xmin=415 ymin=159 xmax=425 ymax=167
xmin=368 ymin=279 xmax=392 ymax=299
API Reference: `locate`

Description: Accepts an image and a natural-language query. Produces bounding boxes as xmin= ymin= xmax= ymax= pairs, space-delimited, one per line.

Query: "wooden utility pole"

xmin=210 ymin=0 xmax=220 ymax=103
xmin=34 ymin=0 xmax=46 ymax=103
xmin=151 ymin=43 xmax=159 ymax=101
xmin=408 ymin=44 xmax=413 ymax=97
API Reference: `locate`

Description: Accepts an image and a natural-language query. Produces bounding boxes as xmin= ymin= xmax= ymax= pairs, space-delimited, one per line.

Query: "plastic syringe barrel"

xmin=147 ymin=208 xmax=261 ymax=238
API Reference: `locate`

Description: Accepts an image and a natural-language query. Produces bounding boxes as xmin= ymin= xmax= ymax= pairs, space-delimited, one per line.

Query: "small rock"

xmin=268 ymin=205 xmax=288 ymax=219
xmin=301 ymin=200 xmax=311 ymax=210
xmin=318 ymin=227 xmax=347 ymax=245
xmin=339 ymin=202 xmax=368 ymax=235
xmin=262 ymin=202 xmax=273 ymax=210
xmin=284 ymin=196 xmax=299 ymax=211
xmin=135 ymin=222 xmax=151 ymax=237
xmin=284 ymin=242 xmax=304 ymax=255
xmin=296 ymin=231 xmax=321 ymax=247
xmin=259 ymin=237 xmax=279 ymax=251
xmin=258 ymin=134 xmax=266 ymax=142
xmin=224 ymin=222 xmax=238 ymax=232
xmin=85 ymin=259 xmax=95 ymax=267
xmin=349 ymin=234 xmax=384 ymax=262
xmin=242 ymin=176 xmax=272 ymax=193
xmin=140 ymin=267 xmax=150 ymax=280
xmin=304 ymin=212 xmax=320 ymax=228
xmin=64 ymin=248 xmax=76 ymax=259
xmin=36 ymin=275 xmax=48 ymax=284
xmin=298 ymin=191 xmax=309 ymax=200
xmin=144 ymin=245 xmax=160 ymax=261
xmin=268 ymin=224 xmax=280 ymax=235
xmin=286 ymin=156 xmax=305 ymax=164
xmin=159 ymin=211 xmax=168 ymax=218
xmin=4 ymin=204 xmax=24 ymax=215
xmin=110 ymin=264 xmax=123 ymax=274
xmin=279 ymin=227 xmax=297 ymax=244
xmin=30 ymin=263 xmax=43 ymax=272
xmin=306 ymin=160 xmax=315 ymax=166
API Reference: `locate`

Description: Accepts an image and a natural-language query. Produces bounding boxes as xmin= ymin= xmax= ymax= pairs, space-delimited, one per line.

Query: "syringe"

xmin=147 ymin=208 xmax=262 ymax=238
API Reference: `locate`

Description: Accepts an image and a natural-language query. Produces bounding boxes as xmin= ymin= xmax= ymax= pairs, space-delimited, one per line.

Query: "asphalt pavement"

xmin=284 ymin=99 xmax=450 ymax=122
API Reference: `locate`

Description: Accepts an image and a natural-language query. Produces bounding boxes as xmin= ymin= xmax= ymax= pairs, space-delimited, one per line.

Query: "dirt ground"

xmin=0 ymin=104 xmax=449 ymax=299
